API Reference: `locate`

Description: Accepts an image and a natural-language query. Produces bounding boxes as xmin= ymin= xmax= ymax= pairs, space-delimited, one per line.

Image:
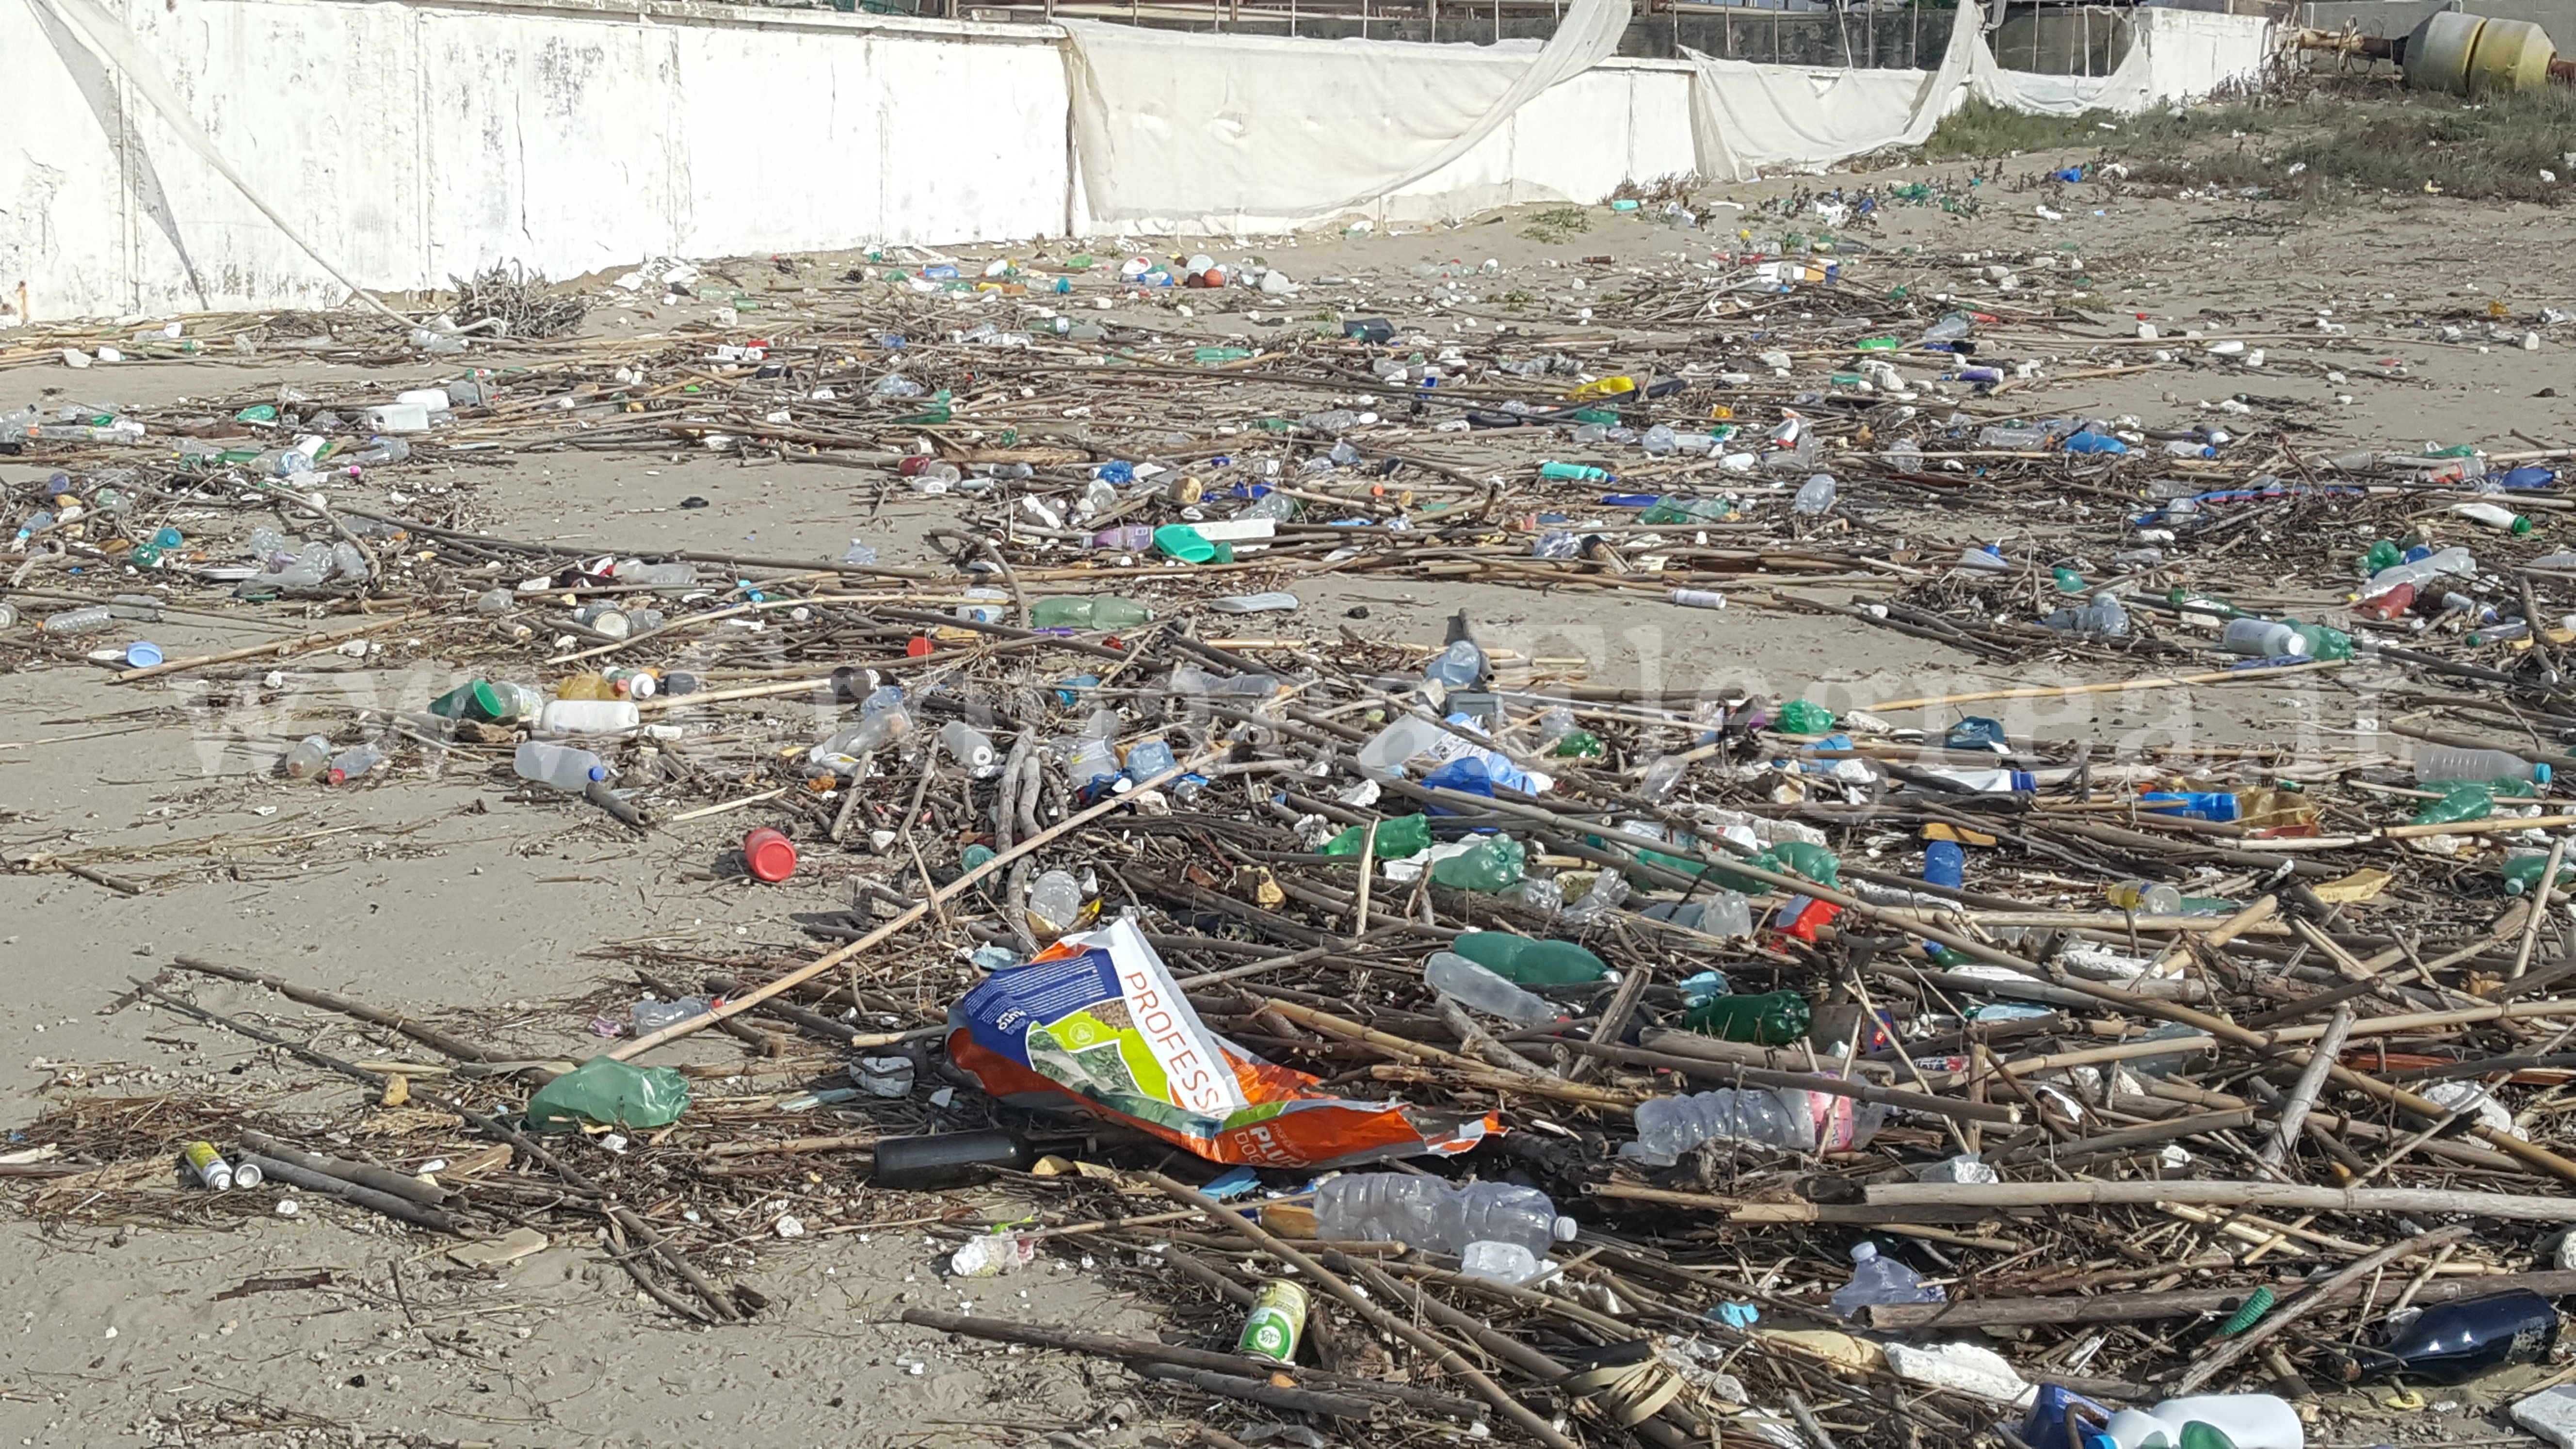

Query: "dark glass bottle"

xmin=2344 ymin=1289 xmax=2560 ymax=1385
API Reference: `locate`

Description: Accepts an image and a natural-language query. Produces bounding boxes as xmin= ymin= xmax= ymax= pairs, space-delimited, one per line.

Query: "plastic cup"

xmin=743 ymin=827 xmax=798 ymax=883
xmin=125 ymin=641 xmax=164 ymax=667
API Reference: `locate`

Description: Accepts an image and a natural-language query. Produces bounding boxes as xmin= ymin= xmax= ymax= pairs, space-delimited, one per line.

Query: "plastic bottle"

xmin=1629 ymin=1088 xmax=1818 ymax=1158
xmin=2044 ymin=595 xmax=2130 ymax=638
xmin=1425 ymin=952 xmax=1560 ymax=1024
xmin=2409 ymin=782 xmax=2507 ymax=827
xmin=1314 ymin=1176 xmax=1576 ymax=1256
xmin=40 ymin=605 xmax=114 ymax=634
xmin=2093 ymin=1395 xmax=2304 ymax=1449
xmin=1320 ymin=813 xmax=1432 ymax=859
xmin=2109 ymin=880 xmax=2184 ymax=914
xmin=2450 ymin=500 xmax=2534 ymax=535
xmin=1122 ymin=735 xmax=1177 ymax=783
xmin=2415 ymin=746 xmax=2549 ymax=787
xmin=2361 ymin=546 xmax=2474 ymax=599
xmin=1679 ymin=989 xmax=1812 ymax=1045
xmin=326 ymin=744 xmax=382 ymax=784
xmin=515 ymin=740 xmax=607 ymax=791
xmin=1978 ymin=424 xmax=2048 ymax=449
xmin=2063 ymin=431 xmax=2128 ymax=455
xmin=1027 ymin=869 xmax=1084 ymax=936
xmin=1430 ymin=835 xmax=1525 ymax=892
xmin=1029 ymin=596 xmax=1153 ymax=630
xmin=1831 ymin=1241 xmax=1946 ymax=1320
xmin=281 ymin=735 xmax=333 ymax=780
xmin=1425 ymin=638 xmax=1485 ymax=689
xmin=1539 ymin=462 xmax=1611 ymax=483
xmin=938 ymin=721 xmax=998 ymax=772
xmin=1460 ymin=1240 xmax=1549 ymax=1284
xmin=2219 ymin=619 xmax=2309 ymax=658
xmin=634 ymin=997 xmax=712 ymax=1033
xmin=2340 ymin=1289 xmax=2558 ymax=1384
xmin=1356 ymin=714 xmax=1449 ymax=773
xmin=1792 ymin=474 xmax=1837 ymax=515
xmin=1449 ymin=932 xmax=1608 ymax=985
xmin=2503 ymin=849 xmax=2576 ymax=896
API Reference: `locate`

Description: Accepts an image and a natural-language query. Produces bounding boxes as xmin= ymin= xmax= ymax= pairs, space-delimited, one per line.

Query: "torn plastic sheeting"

xmin=1062 ymin=0 xmax=1632 ymax=231
xmin=948 ymin=916 xmax=1496 ymax=1167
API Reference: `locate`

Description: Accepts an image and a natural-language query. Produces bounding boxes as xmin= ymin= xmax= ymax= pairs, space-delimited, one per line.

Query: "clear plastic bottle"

xmin=1829 ymin=1241 xmax=1945 ymax=1319
xmin=282 ymin=735 xmax=333 ymax=780
xmin=344 ymin=436 xmax=410 ymax=467
xmin=1122 ymin=735 xmax=1178 ymax=783
xmin=617 ymin=561 xmax=697 ymax=587
xmin=2415 ymin=746 xmax=2549 ymax=786
xmin=1314 ymin=1176 xmax=1575 ymax=1256
xmin=40 ymin=605 xmax=113 ymax=634
xmin=938 ymin=721 xmax=998 ymax=772
xmin=514 ymin=740 xmax=607 ymax=791
xmin=2043 ymin=595 xmax=2129 ymax=637
xmin=2361 ymin=546 xmax=2474 ymax=599
xmin=1425 ymin=952 xmax=1559 ymax=1025
xmin=1424 ymin=639 xmax=1483 ymax=688
xmin=1792 ymin=474 xmax=1837 ymax=515
xmin=1978 ymin=424 xmax=2048 ymax=449
xmin=1628 ymin=1088 xmax=1817 ymax=1160
xmin=2220 ymin=618 xmax=2309 ymax=658
xmin=1026 ymin=869 xmax=1084 ymax=935
xmin=1460 ymin=1240 xmax=1549 ymax=1285
xmin=634 ymin=996 xmax=712 ymax=1033
xmin=325 ymin=744 xmax=382 ymax=784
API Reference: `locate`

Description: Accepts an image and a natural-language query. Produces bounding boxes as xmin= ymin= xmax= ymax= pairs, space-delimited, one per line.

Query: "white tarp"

xmin=1688 ymin=4 xmax=2275 ymax=181
xmin=1970 ymin=7 xmax=2272 ymax=116
xmin=1064 ymin=0 xmax=1632 ymax=233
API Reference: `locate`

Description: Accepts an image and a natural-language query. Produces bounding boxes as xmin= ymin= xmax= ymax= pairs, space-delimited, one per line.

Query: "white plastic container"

xmin=395 ymin=387 xmax=454 ymax=414
xmin=536 ymin=699 xmax=641 ymax=736
xmin=514 ymin=740 xmax=606 ymax=791
xmin=2097 ymin=1395 xmax=2302 ymax=1449
xmin=364 ymin=402 xmax=431 ymax=434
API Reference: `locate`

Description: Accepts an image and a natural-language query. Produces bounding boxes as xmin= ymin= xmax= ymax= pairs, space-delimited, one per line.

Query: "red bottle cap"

xmin=906 ymin=635 xmax=934 ymax=658
xmin=743 ymin=827 xmax=797 ymax=883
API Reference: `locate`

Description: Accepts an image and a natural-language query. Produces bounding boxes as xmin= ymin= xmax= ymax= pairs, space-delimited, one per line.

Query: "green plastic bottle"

xmin=2505 ymin=851 xmax=2576 ymax=895
xmin=1450 ymin=931 xmax=1607 ymax=985
xmin=2363 ymin=539 xmax=2404 ymax=575
xmin=1320 ymin=813 xmax=1432 ymax=860
xmin=2051 ymin=567 xmax=2089 ymax=595
xmin=2410 ymin=783 xmax=2502 ymax=827
xmin=1552 ymin=730 xmax=1606 ymax=758
xmin=1680 ymin=989 xmax=1811 ymax=1046
xmin=1431 ymin=835 xmax=1525 ymax=893
xmin=1769 ymin=840 xmax=1841 ymax=888
xmin=2167 ymin=586 xmax=2246 ymax=621
xmin=1029 ymin=597 xmax=1153 ymax=629
xmin=2288 ymin=620 xmax=2354 ymax=662
xmin=1540 ymin=462 xmax=1611 ymax=483
xmin=1774 ymin=699 xmax=1836 ymax=735
xmin=524 ymin=1057 xmax=691 ymax=1131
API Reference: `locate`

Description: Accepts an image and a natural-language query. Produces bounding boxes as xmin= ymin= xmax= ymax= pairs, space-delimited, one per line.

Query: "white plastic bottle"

xmin=2449 ymin=500 xmax=2533 ymax=535
xmin=2415 ymin=745 xmax=2549 ymax=786
xmin=1425 ymin=952 xmax=1558 ymax=1025
xmin=515 ymin=740 xmax=606 ymax=791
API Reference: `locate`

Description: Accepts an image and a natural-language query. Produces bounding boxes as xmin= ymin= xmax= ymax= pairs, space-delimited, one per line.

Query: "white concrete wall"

xmin=1 ymin=0 xmax=1070 ymax=318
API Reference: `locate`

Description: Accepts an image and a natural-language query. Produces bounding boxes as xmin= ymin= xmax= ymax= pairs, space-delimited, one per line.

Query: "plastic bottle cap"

xmin=1851 ymin=1241 xmax=1879 ymax=1263
xmin=124 ymin=641 xmax=163 ymax=667
xmin=744 ymin=827 xmax=798 ymax=883
xmin=2538 ymin=764 xmax=2555 ymax=785
xmin=1553 ymin=1216 xmax=1579 ymax=1242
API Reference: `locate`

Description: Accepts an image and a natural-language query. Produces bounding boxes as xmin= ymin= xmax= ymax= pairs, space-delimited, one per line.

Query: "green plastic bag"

xmin=1774 ymin=699 xmax=1835 ymax=735
xmin=524 ymin=1057 xmax=691 ymax=1133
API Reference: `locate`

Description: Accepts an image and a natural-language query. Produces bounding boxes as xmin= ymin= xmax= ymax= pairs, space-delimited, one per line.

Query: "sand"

xmin=1 ymin=153 xmax=2572 ymax=1446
